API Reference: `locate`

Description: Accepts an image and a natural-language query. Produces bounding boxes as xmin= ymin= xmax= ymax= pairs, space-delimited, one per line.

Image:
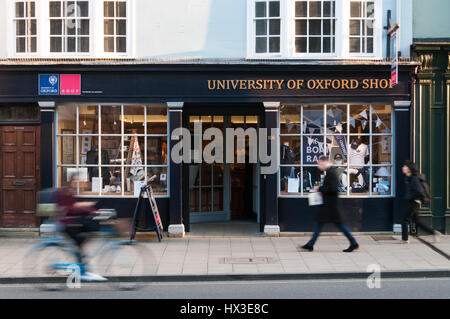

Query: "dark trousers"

xmin=64 ymin=216 xmax=99 ymax=264
xmin=306 ymin=222 xmax=358 ymax=247
xmin=402 ymin=201 xmax=435 ymax=241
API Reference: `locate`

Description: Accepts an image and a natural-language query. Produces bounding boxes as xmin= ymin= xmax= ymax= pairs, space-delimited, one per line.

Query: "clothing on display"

xmin=349 ymin=138 xmax=369 ymax=168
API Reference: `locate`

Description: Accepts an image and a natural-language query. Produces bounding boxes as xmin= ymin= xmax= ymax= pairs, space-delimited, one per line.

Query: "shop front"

xmin=0 ymin=61 xmax=416 ymax=235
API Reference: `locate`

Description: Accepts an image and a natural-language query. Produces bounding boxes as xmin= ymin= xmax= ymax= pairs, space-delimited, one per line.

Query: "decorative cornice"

xmin=263 ymin=102 xmax=280 ymax=109
xmin=447 ymin=53 xmax=450 ymax=71
xmin=38 ymin=101 xmax=55 ymax=108
xmin=419 ymin=54 xmax=433 ymax=71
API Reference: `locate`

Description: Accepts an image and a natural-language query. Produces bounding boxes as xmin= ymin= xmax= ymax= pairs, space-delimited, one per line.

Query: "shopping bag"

xmin=308 ymin=192 xmax=323 ymax=206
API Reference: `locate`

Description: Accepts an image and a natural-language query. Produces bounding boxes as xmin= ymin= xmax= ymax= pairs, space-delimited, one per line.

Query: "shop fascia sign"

xmin=38 ymin=74 xmax=81 ymax=95
xmin=207 ymin=78 xmax=395 ymax=91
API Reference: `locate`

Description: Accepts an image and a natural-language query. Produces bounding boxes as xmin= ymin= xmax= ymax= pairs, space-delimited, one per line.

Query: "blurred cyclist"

xmin=55 ymin=173 xmax=106 ymax=281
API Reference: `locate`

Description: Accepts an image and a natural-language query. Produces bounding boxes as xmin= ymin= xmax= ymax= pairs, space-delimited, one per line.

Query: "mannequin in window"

xmin=280 ymin=142 xmax=295 ymax=178
xmin=349 ymin=138 xmax=369 ymax=168
xmin=348 ymin=138 xmax=369 ymax=192
xmin=86 ymin=140 xmax=110 ymax=185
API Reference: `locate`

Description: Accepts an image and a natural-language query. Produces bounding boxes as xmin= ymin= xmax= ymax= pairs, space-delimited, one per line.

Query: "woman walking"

xmin=401 ymin=161 xmax=441 ymax=243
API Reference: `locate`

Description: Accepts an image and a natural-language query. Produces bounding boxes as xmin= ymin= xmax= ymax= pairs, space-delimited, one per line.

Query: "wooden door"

xmin=0 ymin=126 xmax=40 ymax=227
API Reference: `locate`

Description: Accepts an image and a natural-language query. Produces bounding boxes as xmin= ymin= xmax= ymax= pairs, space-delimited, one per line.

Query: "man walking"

xmin=401 ymin=161 xmax=441 ymax=243
xmin=301 ymin=156 xmax=359 ymax=253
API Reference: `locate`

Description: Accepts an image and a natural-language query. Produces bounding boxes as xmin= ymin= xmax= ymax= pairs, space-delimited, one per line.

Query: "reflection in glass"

xmin=326 ymin=105 xmax=347 ymax=133
xmin=280 ymin=105 xmax=301 ymax=134
xmin=57 ymin=104 xmax=77 ymax=134
xmin=303 ymin=105 xmax=324 ymax=134
xmin=123 ymin=105 xmax=145 ymax=134
xmin=349 ymin=105 xmax=370 ymax=134
xmin=371 ymin=105 xmax=391 ymax=133
xmin=101 ymin=105 xmax=121 ymax=134
xmin=147 ymin=136 xmax=168 ymax=165
xmin=146 ymin=105 xmax=167 ymax=135
xmin=78 ymin=105 xmax=99 ymax=134
xmin=372 ymin=136 xmax=391 ymax=164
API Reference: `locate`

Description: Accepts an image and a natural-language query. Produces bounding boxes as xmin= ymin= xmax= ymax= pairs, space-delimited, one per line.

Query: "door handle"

xmin=12 ymin=181 xmax=26 ymax=186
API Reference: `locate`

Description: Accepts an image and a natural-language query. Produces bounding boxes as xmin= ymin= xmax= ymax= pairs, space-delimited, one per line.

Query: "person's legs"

xmin=335 ymin=223 xmax=358 ymax=246
xmin=401 ymin=202 xmax=414 ymax=241
xmin=64 ymin=226 xmax=85 ymax=268
xmin=413 ymin=210 xmax=436 ymax=235
xmin=306 ymin=223 xmax=324 ymax=247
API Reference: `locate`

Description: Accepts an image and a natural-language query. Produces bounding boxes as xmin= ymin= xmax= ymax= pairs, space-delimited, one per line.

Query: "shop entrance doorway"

xmin=0 ymin=125 xmax=40 ymax=227
xmin=188 ymin=115 xmax=260 ymax=224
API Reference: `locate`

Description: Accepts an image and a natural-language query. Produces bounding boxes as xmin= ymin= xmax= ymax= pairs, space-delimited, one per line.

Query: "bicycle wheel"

xmin=94 ymin=240 xmax=155 ymax=290
xmin=22 ymin=243 xmax=79 ymax=291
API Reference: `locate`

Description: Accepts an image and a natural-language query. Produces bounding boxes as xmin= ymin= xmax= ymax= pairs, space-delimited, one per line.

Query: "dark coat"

xmin=317 ymin=167 xmax=344 ymax=223
xmin=404 ymin=174 xmax=424 ymax=202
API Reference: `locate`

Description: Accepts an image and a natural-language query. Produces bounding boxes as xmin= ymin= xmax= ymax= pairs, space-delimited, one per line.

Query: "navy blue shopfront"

xmin=0 ymin=61 xmax=416 ymax=233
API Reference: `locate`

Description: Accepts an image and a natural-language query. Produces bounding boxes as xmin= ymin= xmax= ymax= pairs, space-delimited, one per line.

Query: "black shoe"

xmin=343 ymin=244 xmax=359 ymax=253
xmin=300 ymin=244 xmax=314 ymax=252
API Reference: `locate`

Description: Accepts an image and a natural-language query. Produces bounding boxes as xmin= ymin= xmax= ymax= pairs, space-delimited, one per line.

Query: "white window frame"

xmin=11 ymin=0 xmax=38 ymax=54
xmin=247 ymin=0 xmax=287 ymax=58
xmin=48 ymin=0 xmax=91 ymax=55
xmin=7 ymin=0 xmax=133 ymax=58
xmin=55 ymin=103 xmax=170 ymax=198
xmin=344 ymin=0 xmax=383 ymax=58
xmin=247 ymin=0 xmax=382 ymax=59
xmin=288 ymin=0 xmax=339 ymax=59
xmin=102 ymin=0 xmax=129 ymax=55
xmin=278 ymin=103 xmax=395 ymax=198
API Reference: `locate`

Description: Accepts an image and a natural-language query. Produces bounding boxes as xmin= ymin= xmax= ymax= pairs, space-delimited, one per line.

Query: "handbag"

xmin=308 ymin=192 xmax=323 ymax=206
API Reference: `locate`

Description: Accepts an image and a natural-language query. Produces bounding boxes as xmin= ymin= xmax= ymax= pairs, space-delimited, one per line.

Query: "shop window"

xmin=104 ymin=0 xmax=127 ymax=53
xmin=279 ymin=104 xmax=393 ymax=197
xmin=57 ymin=104 xmax=169 ymax=197
xmin=14 ymin=1 xmax=37 ymax=53
xmin=49 ymin=0 xmax=90 ymax=53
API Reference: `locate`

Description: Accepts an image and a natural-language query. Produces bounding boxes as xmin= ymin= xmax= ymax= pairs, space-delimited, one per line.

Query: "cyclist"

xmin=55 ymin=173 xmax=107 ymax=281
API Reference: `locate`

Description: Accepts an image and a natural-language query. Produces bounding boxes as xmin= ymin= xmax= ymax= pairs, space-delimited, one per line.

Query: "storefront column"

xmin=393 ymin=101 xmax=412 ymax=229
xmin=263 ymin=102 xmax=280 ymax=236
xmin=167 ymin=102 xmax=185 ymax=237
xmin=415 ymin=52 xmax=444 ymax=233
xmin=38 ymin=102 xmax=55 ymax=189
xmin=445 ymin=59 xmax=450 ymax=234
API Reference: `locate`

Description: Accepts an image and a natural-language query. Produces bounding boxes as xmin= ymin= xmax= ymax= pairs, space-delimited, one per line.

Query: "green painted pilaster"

xmin=445 ymin=57 xmax=450 ymax=234
xmin=413 ymin=44 xmax=450 ymax=234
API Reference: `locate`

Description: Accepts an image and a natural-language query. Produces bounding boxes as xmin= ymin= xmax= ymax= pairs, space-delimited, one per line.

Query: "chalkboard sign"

xmin=130 ymin=181 xmax=163 ymax=242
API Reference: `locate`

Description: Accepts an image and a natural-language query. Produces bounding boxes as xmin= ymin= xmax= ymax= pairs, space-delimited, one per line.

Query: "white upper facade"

xmin=0 ymin=0 xmax=413 ymax=60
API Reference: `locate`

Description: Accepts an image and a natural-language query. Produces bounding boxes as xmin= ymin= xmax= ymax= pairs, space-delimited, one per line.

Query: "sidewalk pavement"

xmin=0 ymin=234 xmax=449 ymax=281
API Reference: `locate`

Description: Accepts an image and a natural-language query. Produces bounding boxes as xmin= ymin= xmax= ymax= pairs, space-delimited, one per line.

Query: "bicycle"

xmin=22 ymin=209 xmax=154 ymax=291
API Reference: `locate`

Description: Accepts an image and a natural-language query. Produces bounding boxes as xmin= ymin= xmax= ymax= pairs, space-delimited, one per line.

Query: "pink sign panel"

xmin=60 ymin=74 xmax=81 ymax=95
